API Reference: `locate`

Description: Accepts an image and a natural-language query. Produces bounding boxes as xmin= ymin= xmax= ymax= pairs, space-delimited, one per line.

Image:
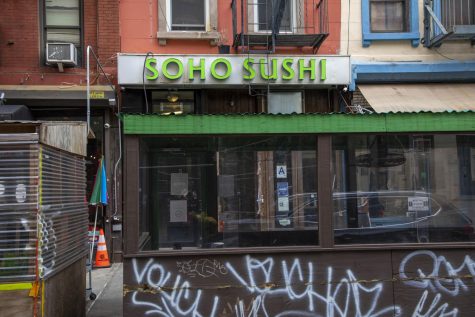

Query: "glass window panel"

xmin=151 ymin=90 xmax=195 ymax=115
xmin=171 ymin=0 xmax=205 ymax=31
xmin=441 ymin=0 xmax=475 ymax=27
xmin=332 ymin=134 xmax=475 ymax=244
xmin=46 ymin=28 xmax=80 ymax=46
xmin=370 ymin=1 xmax=405 ymax=32
xmin=139 ymin=136 xmax=318 ymax=250
xmin=268 ymin=92 xmax=302 ymax=114
xmin=45 ymin=0 xmax=80 ymax=26
xmin=257 ymin=0 xmax=292 ymax=32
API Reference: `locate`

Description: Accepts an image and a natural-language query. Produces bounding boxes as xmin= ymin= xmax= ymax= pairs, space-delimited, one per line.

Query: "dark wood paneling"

xmin=204 ymin=89 xmax=258 ymax=114
xmin=123 ymin=249 xmax=475 ymax=317
xmin=305 ymin=89 xmax=330 ymax=113
xmin=45 ymin=257 xmax=86 ymax=317
xmin=318 ymin=135 xmax=333 ymax=247
xmin=392 ymin=249 xmax=475 ymax=316
xmin=124 ymin=136 xmax=139 ymax=255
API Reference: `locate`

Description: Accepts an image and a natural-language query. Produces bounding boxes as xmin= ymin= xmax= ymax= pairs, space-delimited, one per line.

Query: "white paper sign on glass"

xmin=276 ymin=165 xmax=287 ymax=179
xmin=408 ymin=197 xmax=429 ymax=212
xmin=170 ymin=200 xmax=187 ymax=222
xmin=278 ymin=197 xmax=290 ymax=212
xmin=170 ymin=173 xmax=188 ymax=196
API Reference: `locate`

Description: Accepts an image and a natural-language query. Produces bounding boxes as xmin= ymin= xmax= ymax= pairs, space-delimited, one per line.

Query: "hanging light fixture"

xmin=167 ymin=93 xmax=179 ymax=103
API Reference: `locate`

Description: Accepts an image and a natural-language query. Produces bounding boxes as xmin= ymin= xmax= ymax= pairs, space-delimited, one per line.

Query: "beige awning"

xmin=358 ymin=84 xmax=475 ymax=113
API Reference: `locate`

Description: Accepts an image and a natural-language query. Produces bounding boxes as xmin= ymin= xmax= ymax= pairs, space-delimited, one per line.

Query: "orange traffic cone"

xmin=94 ymin=228 xmax=111 ymax=268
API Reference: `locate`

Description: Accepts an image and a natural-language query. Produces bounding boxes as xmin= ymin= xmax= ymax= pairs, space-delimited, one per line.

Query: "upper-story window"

xmin=42 ymin=0 xmax=82 ymax=64
xmin=170 ymin=0 xmax=206 ymax=31
xmin=256 ymin=0 xmax=293 ymax=32
xmin=423 ymin=0 xmax=475 ymax=47
xmin=370 ymin=0 xmax=407 ymax=32
xmin=361 ymin=0 xmax=419 ymax=47
xmin=157 ymin=0 xmax=219 ymax=45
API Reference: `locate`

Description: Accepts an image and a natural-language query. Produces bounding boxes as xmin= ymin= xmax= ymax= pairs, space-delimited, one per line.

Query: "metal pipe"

xmin=112 ymin=102 xmax=122 ymax=218
xmin=86 ymin=45 xmax=116 ymax=136
xmin=85 ymin=45 xmax=122 ymax=220
xmin=87 ymin=46 xmax=91 ymax=134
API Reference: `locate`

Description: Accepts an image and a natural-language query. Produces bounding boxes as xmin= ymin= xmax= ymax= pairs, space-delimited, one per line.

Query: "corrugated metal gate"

xmin=0 ymin=133 xmax=88 ymax=282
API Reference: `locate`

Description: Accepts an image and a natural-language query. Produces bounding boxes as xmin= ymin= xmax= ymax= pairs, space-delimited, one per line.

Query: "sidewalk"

xmin=86 ymin=263 xmax=123 ymax=317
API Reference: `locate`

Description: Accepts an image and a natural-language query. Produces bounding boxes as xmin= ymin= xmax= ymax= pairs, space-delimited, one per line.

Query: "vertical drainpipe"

xmin=86 ymin=46 xmax=91 ymax=136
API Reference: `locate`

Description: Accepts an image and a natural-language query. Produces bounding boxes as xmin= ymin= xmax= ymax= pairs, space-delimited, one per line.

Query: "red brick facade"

xmin=0 ymin=0 xmax=119 ymax=85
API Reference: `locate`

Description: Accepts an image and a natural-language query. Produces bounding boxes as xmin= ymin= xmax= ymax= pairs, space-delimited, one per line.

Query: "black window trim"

xmin=40 ymin=0 xmax=84 ymax=67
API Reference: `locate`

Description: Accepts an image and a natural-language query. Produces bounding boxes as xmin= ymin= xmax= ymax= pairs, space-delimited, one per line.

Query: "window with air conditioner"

xmin=42 ymin=0 xmax=82 ymax=65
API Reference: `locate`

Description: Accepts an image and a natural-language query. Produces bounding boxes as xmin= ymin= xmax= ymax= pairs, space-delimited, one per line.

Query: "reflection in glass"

xmin=370 ymin=0 xmax=405 ymax=32
xmin=332 ymin=134 xmax=475 ymax=244
xmin=257 ymin=0 xmax=293 ymax=32
xmin=171 ymin=0 xmax=206 ymax=31
xmin=139 ymin=136 xmax=318 ymax=250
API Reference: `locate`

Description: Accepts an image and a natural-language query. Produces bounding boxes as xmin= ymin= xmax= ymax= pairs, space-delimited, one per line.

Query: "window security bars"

xmin=423 ymin=0 xmax=475 ymax=47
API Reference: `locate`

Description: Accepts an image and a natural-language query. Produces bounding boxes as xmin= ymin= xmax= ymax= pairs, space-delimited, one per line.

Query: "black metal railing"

xmin=424 ymin=0 xmax=475 ymax=47
xmin=231 ymin=0 xmax=329 ymax=53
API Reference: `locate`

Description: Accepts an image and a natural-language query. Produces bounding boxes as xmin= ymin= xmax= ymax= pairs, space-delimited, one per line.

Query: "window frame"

xmin=136 ymin=135 xmax=320 ymax=250
xmin=122 ymin=113 xmax=475 ymax=256
xmin=157 ymin=0 xmax=219 ymax=45
xmin=369 ymin=0 xmax=408 ymax=33
xmin=252 ymin=0 xmax=298 ymax=34
xmin=267 ymin=91 xmax=304 ymax=114
xmin=166 ymin=0 xmax=208 ymax=32
xmin=40 ymin=0 xmax=84 ymax=67
xmin=361 ymin=0 xmax=419 ymax=47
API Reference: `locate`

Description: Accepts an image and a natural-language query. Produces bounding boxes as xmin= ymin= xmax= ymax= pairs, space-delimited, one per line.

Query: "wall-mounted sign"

xmin=278 ymin=197 xmax=290 ymax=212
xmin=89 ymin=91 xmax=105 ymax=99
xmin=277 ymin=182 xmax=289 ymax=197
xmin=408 ymin=197 xmax=429 ymax=212
xmin=118 ymin=54 xmax=350 ymax=86
xmin=276 ymin=165 xmax=287 ymax=178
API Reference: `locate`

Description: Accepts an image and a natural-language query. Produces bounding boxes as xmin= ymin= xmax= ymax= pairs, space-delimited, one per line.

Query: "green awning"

xmin=123 ymin=112 xmax=475 ymax=135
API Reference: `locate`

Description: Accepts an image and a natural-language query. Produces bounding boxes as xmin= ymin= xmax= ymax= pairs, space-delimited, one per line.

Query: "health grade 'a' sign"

xmin=117 ymin=55 xmax=351 ymax=86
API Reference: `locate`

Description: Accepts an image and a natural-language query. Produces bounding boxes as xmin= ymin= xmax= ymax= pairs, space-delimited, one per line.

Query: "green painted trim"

xmin=0 ymin=282 xmax=33 ymax=291
xmin=123 ymin=112 xmax=475 ymax=135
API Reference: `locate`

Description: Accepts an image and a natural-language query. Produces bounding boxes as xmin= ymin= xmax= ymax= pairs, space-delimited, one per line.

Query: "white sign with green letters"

xmin=118 ymin=54 xmax=350 ymax=86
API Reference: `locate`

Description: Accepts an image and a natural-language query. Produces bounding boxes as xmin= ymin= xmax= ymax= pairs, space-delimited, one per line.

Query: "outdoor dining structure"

xmin=0 ymin=121 xmax=88 ymax=317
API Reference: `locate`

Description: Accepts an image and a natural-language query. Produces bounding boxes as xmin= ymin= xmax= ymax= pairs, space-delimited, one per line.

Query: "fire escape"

xmin=231 ymin=0 xmax=329 ymax=54
xmin=424 ymin=0 xmax=475 ymax=47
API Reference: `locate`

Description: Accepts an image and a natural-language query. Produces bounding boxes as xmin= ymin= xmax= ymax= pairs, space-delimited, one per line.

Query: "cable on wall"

xmin=142 ymin=52 xmax=154 ymax=113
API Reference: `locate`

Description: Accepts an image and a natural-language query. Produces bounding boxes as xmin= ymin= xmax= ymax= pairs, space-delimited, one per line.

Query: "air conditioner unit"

xmin=46 ymin=43 xmax=78 ymax=66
